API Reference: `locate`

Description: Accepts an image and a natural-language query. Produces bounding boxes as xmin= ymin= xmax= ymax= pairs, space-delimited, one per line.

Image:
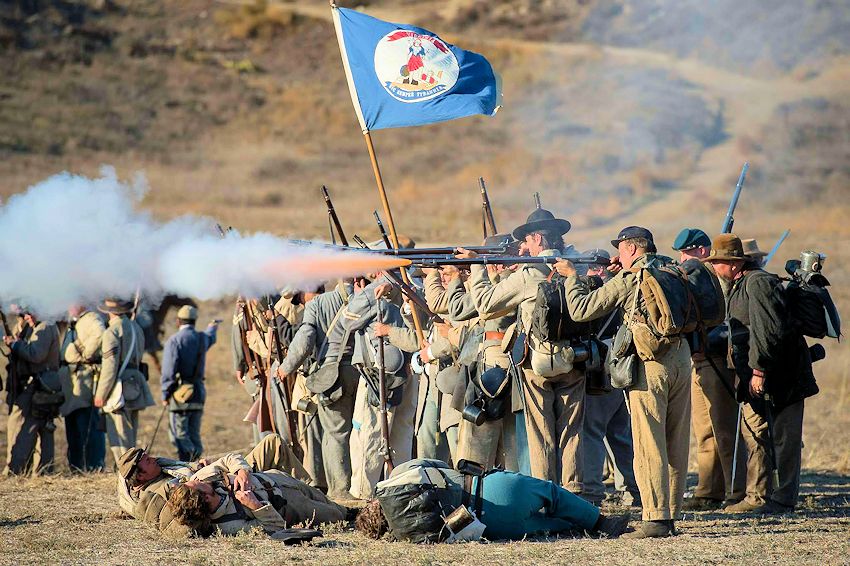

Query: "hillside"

xmin=0 ymin=0 xmax=848 ymax=473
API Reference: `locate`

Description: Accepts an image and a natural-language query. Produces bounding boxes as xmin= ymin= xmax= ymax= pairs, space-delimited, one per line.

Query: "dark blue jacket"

xmin=161 ymin=324 xmax=217 ymax=408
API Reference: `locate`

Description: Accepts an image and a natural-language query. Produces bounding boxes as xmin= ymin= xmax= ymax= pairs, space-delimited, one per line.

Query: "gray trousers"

xmin=583 ymin=389 xmax=639 ymax=503
xmin=4 ymin=386 xmax=54 ymax=475
xmin=416 ymin=396 xmax=451 ymax=463
xmin=105 ymin=408 xmax=139 ymax=466
xmin=168 ymin=409 xmax=203 ymax=461
xmin=317 ymin=364 xmax=359 ymax=497
xmin=741 ymin=399 xmax=805 ymax=508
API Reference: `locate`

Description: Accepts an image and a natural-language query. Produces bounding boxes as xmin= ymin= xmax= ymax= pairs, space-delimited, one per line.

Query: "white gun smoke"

xmin=0 ymin=167 xmax=402 ymax=320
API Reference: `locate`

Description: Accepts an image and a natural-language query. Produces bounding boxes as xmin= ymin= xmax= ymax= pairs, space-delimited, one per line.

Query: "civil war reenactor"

xmin=230 ymin=298 xmax=262 ymax=445
xmin=276 ymin=279 xmax=356 ymax=499
xmin=578 ymin=248 xmax=641 ymax=508
xmin=344 ymin=275 xmax=420 ymax=499
xmin=447 ymin=234 xmax=521 ymax=473
xmin=3 ymin=306 xmax=61 ymax=475
xmin=671 ymin=229 xmax=746 ymax=510
xmin=557 ymin=227 xmax=693 ymax=538
xmin=94 ymin=298 xmax=155 ymax=465
xmin=705 ymin=234 xmax=819 ymax=514
xmin=160 ymin=305 xmax=219 ymax=462
xmin=459 ymin=209 xmax=583 ymax=491
xmin=59 ymin=304 xmax=107 ymax=472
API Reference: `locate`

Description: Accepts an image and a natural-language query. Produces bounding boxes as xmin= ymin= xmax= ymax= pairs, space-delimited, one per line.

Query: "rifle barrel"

xmin=722 ymin=162 xmax=749 ymax=233
xmin=404 ymin=254 xmax=610 ymax=267
xmin=479 ymin=177 xmax=497 ymax=235
xmin=764 ymin=229 xmax=791 ymax=267
xmin=322 ymin=186 xmax=349 ymax=247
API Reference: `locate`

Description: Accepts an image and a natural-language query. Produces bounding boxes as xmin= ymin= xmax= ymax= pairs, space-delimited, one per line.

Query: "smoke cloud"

xmin=0 ymin=167 xmax=396 ymax=320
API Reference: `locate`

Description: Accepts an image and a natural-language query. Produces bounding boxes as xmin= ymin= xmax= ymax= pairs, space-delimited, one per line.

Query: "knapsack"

xmin=784 ymin=268 xmax=841 ymax=339
xmin=375 ymin=461 xmax=465 ymax=543
xmin=678 ymin=259 xmax=727 ymax=328
xmin=530 ymin=273 xmax=602 ymax=343
xmin=633 ymin=259 xmax=695 ymax=338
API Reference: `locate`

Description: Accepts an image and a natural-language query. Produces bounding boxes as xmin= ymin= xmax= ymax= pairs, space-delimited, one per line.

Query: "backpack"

xmin=784 ymin=268 xmax=841 ymax=339
xmin=530 ymin=273 xmax=602 ymax=343
xmin=375 ymin=461 xmax=465 ymax=543
xmin=633 ymin=258 xmax=695 ymax=338
xmin=679 ymin=259 xmax=727 ymax=328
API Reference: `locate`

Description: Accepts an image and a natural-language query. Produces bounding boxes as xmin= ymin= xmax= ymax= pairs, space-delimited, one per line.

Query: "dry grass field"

xmin=1 ymin=0 xmax=849 ymax=563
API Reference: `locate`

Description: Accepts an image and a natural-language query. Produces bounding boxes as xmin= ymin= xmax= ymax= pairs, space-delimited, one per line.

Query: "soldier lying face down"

xmin=355 ymin=459 xmax=630 ymax=542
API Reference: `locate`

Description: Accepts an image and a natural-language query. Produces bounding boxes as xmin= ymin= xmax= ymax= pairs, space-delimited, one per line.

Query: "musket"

xmin=376 ymin=300 xmax=394 ymax=476
xmin=403 ymin=253 xmax=611 ymax=268
xmin=366 ymin=245 xmax=510 ymax=256
xmin=373 ymin=211 xmax=393 ymax=249
xmin=322 ymin=185 xmax=349 ymax=247
xmin=479 ymin=177 xmax=497 ymax=238
xmin=533 ymin=192 xmax=541 ymax=209
xmin=268 ymin=308 xmax=302 ymax=459
xmin=353 ymin=237 xmax=444 ymax=324
xmin=721 ymin=162 xmax=749 ymax=234
xmin=764 ymin=229 xmax=791 ymax=267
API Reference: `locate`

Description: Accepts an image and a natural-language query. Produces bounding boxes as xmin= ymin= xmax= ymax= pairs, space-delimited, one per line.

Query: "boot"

xmin=621 ymin=520 xmax=674 ymax=539
xmin=723 ymin=498 xmax=768 ymax=514
xmin=594 ymin=512 xmax=630 ymax=538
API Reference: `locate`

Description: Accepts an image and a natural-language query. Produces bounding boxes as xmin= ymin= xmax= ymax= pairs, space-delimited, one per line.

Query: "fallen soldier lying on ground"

xmin=116 ymin=434 xmax=347 ymax=538
xmin=356 ymin=459 xmax=630 ymax=542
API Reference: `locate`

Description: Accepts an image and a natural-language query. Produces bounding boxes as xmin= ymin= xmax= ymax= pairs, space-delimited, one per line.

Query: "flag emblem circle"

xmin=374 ymin=30 xmax=459 ymax=103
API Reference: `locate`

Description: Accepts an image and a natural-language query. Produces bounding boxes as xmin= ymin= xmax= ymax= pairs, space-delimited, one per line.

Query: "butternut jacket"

xmin=59 ymin=310 xmax=105 ymax=415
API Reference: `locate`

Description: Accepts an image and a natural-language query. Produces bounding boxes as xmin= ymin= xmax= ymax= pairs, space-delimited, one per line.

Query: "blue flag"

xmin=332 ymin=6 xmax=501 ymax=132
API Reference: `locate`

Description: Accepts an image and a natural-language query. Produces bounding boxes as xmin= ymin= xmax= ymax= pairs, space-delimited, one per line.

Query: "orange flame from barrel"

xmin=261 ymin=252 xmax=412 ymax=285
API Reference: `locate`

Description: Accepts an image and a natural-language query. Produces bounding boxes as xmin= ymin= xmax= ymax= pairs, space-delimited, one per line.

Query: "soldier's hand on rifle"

xmin=554 ymin=259 xmax=577 ymax=277
xmin=419 ymin=345 xmax=432 ymax=364
xmin=235 ymin=370 xmax=245 ymax=384
xmin=374 ymin=322 xmax=391 ymax=337
xmin=2 ymin=335 xmax=14 ymax=346
xmin=454 ymin=248 xmax=479 ymax=260
xmin=608 ymin=255 xmax=623 ymax=274
xmin=374 ymin=282 xmax=392 ymax=299
xmin=749 ymin=368 xmax=766 ymax=397
xmin=275 ymin=366 xmax=289 ymax=383
xmin=196 ymin=457 xmax=212 ymax=467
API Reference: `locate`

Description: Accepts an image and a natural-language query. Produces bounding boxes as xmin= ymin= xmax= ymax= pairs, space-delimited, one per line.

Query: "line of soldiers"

xmin=228 ymin=208 xmax=821 ymax=539
xmin=1 ymin=300 xmax=218 ymax=475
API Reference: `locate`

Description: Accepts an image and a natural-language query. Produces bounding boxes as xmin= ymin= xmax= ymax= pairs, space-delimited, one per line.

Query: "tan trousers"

xmin=741 ymin=399 xmax=804 ymax=508
xmin=349 ymin=371 xmax=419 ymax=499
xmin=628 ymin=340 xmax=692 ymax=521
xmin=246 ymin=433 xmax=314 ymax=485
xmin=522 ymin=367 xmax=585 ymax=492
xmin=457 ymin=413 xmax=518 ymax=471
xmin=105 ymin=408 xmax=139 ymax=465
xmin=691 ymin=357 xmax=746 ymax=501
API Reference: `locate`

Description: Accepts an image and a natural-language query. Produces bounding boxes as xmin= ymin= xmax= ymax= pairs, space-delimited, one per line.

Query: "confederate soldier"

xmin=578 ymin=249 xmax=640 ymax=507
xmin=276 ymin=280 xmax=355 ymax=498
xmin=460 ymin=209 xmax=583 ymax=491
xmin=3 ymin=307 xmax=61 ymax=475
xmin=116 ymin=433 xmax=312 ymax=524
xmin=59 ymin=304 xmax=107 ymax=472
xmin=94 ymin=298 xmax=155 ymax=464
xmin=558 ymin=227 xmax=692 ymax=538
xmin=705 ymin=234 xmax=818 ymax=514
xmin=671 ymin=229 xmax=746 ymax=510
xmin=160 ymin=305 xmax=218 ymax=461
xmin=345 ymin=277 xmax=420 ymax=499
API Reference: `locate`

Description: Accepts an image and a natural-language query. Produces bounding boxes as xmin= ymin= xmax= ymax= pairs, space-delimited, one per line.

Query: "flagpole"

xmin=363 ymin=130 xmax=426 ymax=344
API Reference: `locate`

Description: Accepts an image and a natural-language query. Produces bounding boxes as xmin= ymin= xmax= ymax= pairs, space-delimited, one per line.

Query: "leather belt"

xmin=484 ymin=331 xmax=505 ymax=341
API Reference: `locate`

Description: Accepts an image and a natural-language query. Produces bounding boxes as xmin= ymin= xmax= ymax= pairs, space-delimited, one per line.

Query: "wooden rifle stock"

xmin=268 ymin=312 xmax=302 ymax=459
xmin=322 ymin=186 xmax=349 ymax=247
xmin=377 ymin=300 xmax=394 ymax=476
xmin=479 ymin=177 xmax=497 ymax=237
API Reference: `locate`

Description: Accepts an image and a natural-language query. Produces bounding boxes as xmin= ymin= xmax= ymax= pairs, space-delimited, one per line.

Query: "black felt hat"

xmin=511 ymin=208 xmax=571 ymax=241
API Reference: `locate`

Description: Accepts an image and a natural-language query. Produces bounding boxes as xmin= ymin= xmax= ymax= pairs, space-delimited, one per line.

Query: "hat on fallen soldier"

xmin=671 ymin=228 xmax=711 ymax=251
xmin=118 ymin=447 xmax=145 ymax=481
